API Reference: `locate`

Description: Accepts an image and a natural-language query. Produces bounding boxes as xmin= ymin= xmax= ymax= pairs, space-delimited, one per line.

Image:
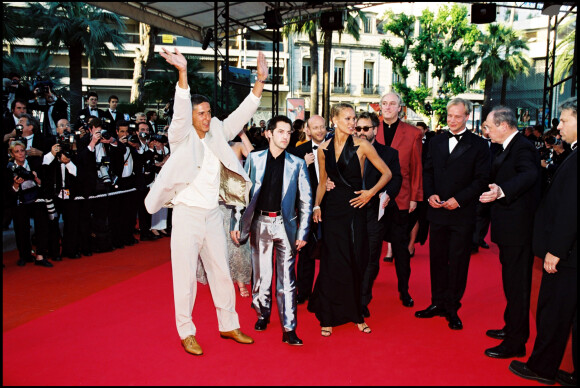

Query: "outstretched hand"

xmin=160 ymin=47 xmax=187 ymax=72
xmin=256 ymin=51 xmax=268 ymax=81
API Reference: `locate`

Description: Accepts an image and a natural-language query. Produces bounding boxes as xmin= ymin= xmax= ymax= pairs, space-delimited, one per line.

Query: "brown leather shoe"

xmin=219 ymin=328 xmax=254 ymax=344
xmin=181 ymin=335 xmax=203 ymax=355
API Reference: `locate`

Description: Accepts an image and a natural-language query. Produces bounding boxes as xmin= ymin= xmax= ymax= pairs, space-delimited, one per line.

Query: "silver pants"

xmin=250 ymin=215 xmax=297 ymax=332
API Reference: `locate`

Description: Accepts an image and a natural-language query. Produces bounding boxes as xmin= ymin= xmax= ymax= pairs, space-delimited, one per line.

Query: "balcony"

xmin=332 ymin=85 xmax=347 ymax=94
xmin=299 ymin=81 xmax=311 ymax=93
xmin=362 ymin=85 xmax=378 ymax=95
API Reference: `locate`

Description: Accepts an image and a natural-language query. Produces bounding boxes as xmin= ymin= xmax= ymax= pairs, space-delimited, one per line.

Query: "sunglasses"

xmin=355 ymin=126 xmax=375 ymax=132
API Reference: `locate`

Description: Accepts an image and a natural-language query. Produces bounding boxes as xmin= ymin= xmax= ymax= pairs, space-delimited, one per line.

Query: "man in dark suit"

xmin=416 ymin=98 xmax=490 ymax=330
xmin=509 ymin=97 xmax=577 ymax=386
xmin=27 ymin=86 xmax=68 ymax=137
xmin=17 ymin=113 xmax=50 ymax=172
xmin=376 ymin=92 xmax=423 ymax=307
xmin=101 ymin=95 xmax=125 ymax=133
xmin=76 ymin=91 xmax=106 ymax=129
xmin=289 ymin=114 xmax=327 ymax=304
xmin=355 ymin=111 xmax=402 ymax=317
xmin=479 ymin=106 xmax=541 ymax=359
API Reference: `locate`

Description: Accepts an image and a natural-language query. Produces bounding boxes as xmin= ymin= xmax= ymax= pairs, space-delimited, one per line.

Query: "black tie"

xmin=313 ymin=145 xmax=318 ymax=151
xmin=447 ymin=131 xmax=463 ymax=141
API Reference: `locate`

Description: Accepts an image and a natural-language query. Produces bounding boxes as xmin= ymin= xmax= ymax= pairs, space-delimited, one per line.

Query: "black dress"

xmin=308 ymin=135 xmax=369 ymax=326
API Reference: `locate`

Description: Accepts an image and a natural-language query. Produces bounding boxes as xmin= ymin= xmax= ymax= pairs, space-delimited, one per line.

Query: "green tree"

xmin=3 ymin=51 xmax=65 ymax=91
xmin=472 ymin=24 xmax=530 ymax=118
xmin=26 ymin=2 xmax=127 ymax=123
xmin=412 ymin=5 xmax=479 ymax=99
xmin=283 ymin=17 xmax=320 ymax=115
xmin=379 ymin=10 xmax=415 ymax=98
xmin=554 ymin=17 xmax=575 ymax=94
xmin=500 ymin=28 xmax=530 ymax=104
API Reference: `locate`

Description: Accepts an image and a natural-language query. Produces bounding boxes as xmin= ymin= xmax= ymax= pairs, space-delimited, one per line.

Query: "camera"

xmin=56 ymin=131 xmax=75 ymax=159
xmin=13 ymin=124 xmax=27 ymax=146
xmin=96 ymin=156 xmax=117 ymax=186
xmin=11 ymin=79 xmax=19 ymax=86
xmin=150 ymin=133 xmax=168 ymax=143
xmin=8 ymin=162 xmax=35 ymax=181
xmin=99 ymin=129 xmax=112 ymax=140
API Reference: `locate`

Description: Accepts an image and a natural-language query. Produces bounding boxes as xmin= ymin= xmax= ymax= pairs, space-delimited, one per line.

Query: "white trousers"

xmin=170 ymin=204 xmax=240 ymax=339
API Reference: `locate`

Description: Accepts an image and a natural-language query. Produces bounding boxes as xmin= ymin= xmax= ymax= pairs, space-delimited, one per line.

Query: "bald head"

xmin=307 ymin=115 xmax=327 ymax=144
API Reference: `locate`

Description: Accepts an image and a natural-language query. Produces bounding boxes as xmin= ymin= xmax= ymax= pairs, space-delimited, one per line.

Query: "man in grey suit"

xmin=145 ymin=47 xmax=268 ymax=356
xmin=231 ymin=115 xmax=313 ymax=346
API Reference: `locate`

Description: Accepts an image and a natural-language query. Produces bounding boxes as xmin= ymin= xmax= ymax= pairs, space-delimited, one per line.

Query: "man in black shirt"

xmin=231 ymin=115 xmax=313 ymax=346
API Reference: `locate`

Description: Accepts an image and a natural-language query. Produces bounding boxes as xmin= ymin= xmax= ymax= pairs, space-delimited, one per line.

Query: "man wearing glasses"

xmin=354 ymin=112 xmax=402 ymax=317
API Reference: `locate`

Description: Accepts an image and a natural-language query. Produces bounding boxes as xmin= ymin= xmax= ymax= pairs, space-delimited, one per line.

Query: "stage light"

xmin=264 ymin=9 xmax=283 ymax=29
xmin=202 ymin=28 xmax=213 ymax=51
xmin=471 ymin=3 xmax=497 ymax=24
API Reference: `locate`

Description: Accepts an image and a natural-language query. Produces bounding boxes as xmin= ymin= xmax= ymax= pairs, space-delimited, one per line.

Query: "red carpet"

xmin=2 ymin=236 xmax=573 ymax=385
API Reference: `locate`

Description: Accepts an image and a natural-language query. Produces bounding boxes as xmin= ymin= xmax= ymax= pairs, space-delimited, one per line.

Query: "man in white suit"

xmin=145 ymin=47 xmax=268 ymax=356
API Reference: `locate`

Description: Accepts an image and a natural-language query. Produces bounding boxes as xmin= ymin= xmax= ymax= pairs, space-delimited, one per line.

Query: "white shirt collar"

xmin=502 ymin=130 xmax=519 ymax=150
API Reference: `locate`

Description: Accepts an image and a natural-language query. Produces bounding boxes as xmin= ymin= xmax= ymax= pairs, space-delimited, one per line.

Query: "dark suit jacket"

xmin=423 ymin=130 xmax=490 ymax=225
xmin=101 ymin=110 xmax=126 ymax=133
xmin=291 ymin=141 xmax=320 ymax=194
xmin=489 ymin=133 xmax=541 ymax=246
xmin=533 ymin=149 xmax=577 ymax=269
xmin=364 ymin=141 xmax=402 ymax=214
xmin=76 ymin=108 xmax=106 ymax=129
xmin=376 ymin=120 xmax=423 ymax=210
xmin=28 ymin=97 xmax=68 ymax=137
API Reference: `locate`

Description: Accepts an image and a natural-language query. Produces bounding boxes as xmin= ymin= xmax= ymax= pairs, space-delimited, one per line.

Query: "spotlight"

xmin=471 ymin=3 xmax=497 ymax=24
xmin=541 ymin=3 xmax=562 ymax=16
xmin=264 ymin=9 xmax=283 ymax=29
xmin=202 ymin=28 xmax=213 ymax=51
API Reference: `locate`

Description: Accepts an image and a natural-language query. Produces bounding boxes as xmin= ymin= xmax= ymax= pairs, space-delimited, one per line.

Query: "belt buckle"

xmin=268 ymin=211 xmax=277 ymax=217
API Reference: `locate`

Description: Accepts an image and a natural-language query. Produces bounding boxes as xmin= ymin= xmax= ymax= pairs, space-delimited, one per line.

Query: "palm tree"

xmin=3 ymin=51 xmax=65 ymax=90
xmin=500 ymin=29 xmax=530 ymax=104
xmin=554 ymin=17 xmax=575 ymax=94
xmin=472 ymin=24 xmax=509 ymax=119
xmin=26 ymin=2 xmax=127 ymax=123
xmin=131 ymin=22 xmax=159 ymax=104
xmin=282 ymin=17 xmax=320 ymax=115
xmin=321 ymin=9 xmax=366 ymax=122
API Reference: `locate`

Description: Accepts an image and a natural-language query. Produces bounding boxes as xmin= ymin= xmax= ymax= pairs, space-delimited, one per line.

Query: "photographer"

xmin=131 ymin=121 xmax=159 ymax=241
xmin=106 ymin=120 xmax=140 ymax=248
xmin=102 ymin=95 xmax=127 ymax=133
xmin=148 ymin=128 xmax=170 ymax=237
xmin=28 ymin=83 xmax=68 ymax=137
xmin=42 ymin=118 xmax=82 ymax=259
xmin=6 ymin=141 xmax=53 ymax=267
xmin=8 ymin=114 xmax=50 ymax=173
xmin=540 ymin=134 xmax=571 ymax=191
xmin=3 ymin=73 xmax=34 ymax=117
xmin=76 ymin=117 xmax=118 ymax=253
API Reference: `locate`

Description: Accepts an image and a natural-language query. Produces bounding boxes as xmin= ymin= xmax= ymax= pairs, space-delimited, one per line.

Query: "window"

xmin=419 ymin=71 xmax=428 ymax=87
xmin=363 ymin=62 xmax=374 ymax=94
xmin=462 ymin=70 xmax=470 ymax=87
xmin=334 ymin=60 xmax=345 ymax=89
xmin=364 ymin=17 xmax=373 ymax=34
xmin=302 ymin=58 xmax=311 ymax=90
xmin=392 ymin=72 xmax=401 ymax=84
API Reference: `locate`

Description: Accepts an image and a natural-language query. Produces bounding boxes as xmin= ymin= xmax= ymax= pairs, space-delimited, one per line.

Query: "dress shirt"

xmin=89 ymin=108 xmax=99 ymax=117
xmin=448 ymin=128 xmax=467 ymax=153
xmin=382 ymin=119 xmax=400 ymax=147
xmin=24 ymin=134 xmax=34 ymax=150
xmin=172 ymin=138 xmax=220 ymax=209
xmin=571 ymin=141 xmax=577 ymax=151
xmin=311 ymin=140 xmax=321 ymax=181
xmin=109 ymin=109 xmax=116 ymax=120
xmin=256 ymin=149 xmax=285 ymax=213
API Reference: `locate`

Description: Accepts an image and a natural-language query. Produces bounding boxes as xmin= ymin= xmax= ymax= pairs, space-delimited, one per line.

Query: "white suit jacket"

xmin=145 ymin=84 xmax=259 ymax=214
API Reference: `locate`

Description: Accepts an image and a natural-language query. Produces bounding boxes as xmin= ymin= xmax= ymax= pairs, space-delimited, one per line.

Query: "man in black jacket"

xmin=479 ymin=106 xmax=541 ymax=359
xmin=28 ymin=86 xmax=68 ymax=137
xmin=289 ymin=114 xmax=327 ymax=304
xmin=417 ymin=98 xmax=490 ymax=330
xmin=509 ymin=97 xmax=577 ymax=386
xmin=355 ymin=111 xmax=402 ymax=317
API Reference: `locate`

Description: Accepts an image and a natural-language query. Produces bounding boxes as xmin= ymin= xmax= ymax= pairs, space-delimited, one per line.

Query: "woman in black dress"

xmin=308 ymin=103 xmax=391 ymax=336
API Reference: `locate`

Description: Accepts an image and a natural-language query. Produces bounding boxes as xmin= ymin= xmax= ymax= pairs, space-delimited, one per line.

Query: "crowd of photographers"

xmin=3 ymin=74 xmax=171 ymax=268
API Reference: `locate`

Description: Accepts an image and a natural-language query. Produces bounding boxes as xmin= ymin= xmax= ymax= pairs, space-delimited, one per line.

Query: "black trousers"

xmin=362 ymin=208 xmax=385 ymax=306
xmin=296 ymin=228 xmax=321 ymax=299
xmin=56 ymin=198 xmax=81 ymax=256
xmin=428 ymin=222 xmax=474 ymax=313
xmin=136 ymin=187 xmax=151 ymax=236
xmin=497 ymin=243 xmax=534 ymax=349
xmin=527 ymin=266 xmax=577 ymax=379
xmin=78 ymin=198 xmax=92 ymax=254
xmin=13 ymin=202 xmax=49 ymax=259
xmin=108 ymin=189 xmax=138 ymax=246
xmin=384 ymin=207 xmax=411 ymax=294
xmin=473 ymin=202 xmax=491 ymax=245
